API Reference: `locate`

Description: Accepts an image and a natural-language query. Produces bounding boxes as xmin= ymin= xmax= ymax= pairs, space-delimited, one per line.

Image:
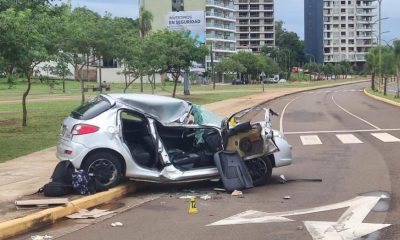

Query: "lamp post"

xmin=378 ymin=0 xmax=383 ymax=91
xmin=305 ymin=53 xmax=315 ymax=63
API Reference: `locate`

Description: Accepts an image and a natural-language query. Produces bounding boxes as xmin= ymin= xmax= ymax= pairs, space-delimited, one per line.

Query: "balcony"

xmin=206 ymin=0 xmax=235 ymax=11
xmin=206 ymin=11 xmax=235 ymax=21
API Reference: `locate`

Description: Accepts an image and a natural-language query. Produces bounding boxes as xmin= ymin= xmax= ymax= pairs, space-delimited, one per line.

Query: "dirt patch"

xmin=0 ymin=119 xmax=18 ymax=126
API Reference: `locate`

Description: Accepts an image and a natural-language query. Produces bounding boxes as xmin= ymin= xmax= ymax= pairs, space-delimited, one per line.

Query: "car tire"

xmin=245 ymin=157 xmax=272 ymax=186
xmin=82 ymin=152 xmax=123 ymax=189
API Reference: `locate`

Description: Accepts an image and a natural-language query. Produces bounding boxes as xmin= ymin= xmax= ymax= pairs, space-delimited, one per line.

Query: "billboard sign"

xmin=165 ymin=11 xmax=206 ymax=44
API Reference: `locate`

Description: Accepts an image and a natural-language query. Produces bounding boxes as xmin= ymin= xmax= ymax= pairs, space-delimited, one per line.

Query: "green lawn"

xmin=0 ymin=76 xmax=365 ymax=163
xmin=366 ymin=88 xmax=400 ymax=104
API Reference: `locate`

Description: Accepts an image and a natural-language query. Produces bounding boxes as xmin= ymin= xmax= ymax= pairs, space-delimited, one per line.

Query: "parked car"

xmin=57 ymin=94 xmax=292 ymax=188
xmin=232 ymin=78 xmax=249 ymax=85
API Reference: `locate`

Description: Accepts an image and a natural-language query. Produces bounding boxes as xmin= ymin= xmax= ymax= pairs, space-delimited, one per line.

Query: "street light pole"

xmin=378 ymin=0 xmax=382 ymax=92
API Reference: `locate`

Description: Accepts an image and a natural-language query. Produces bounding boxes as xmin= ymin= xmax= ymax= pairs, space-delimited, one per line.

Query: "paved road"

xmin=17 ymin=82 xmax=400 ymax=240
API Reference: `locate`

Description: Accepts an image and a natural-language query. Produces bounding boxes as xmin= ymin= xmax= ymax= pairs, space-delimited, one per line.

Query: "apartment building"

xmin=305 ymin=0 xmax=377 ymax=65
xmin=140 ymin=0 xmax=237 ymax=68
xmin=234 ymin=0 xmax=275 ymax=53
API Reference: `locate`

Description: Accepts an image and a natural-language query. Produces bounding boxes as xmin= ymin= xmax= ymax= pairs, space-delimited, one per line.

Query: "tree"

xmin=61 ymin=7 xmax=100 ymax=105
xmin=393 ymin=40 xmax=400 ymax=98
xmin=0 ymin=7 xmax=58 ymax=126
xmin=148 ymin=30 xmax=208 ymax=98
xmin=137 ymin=8 xmax=153 ymax=92
xmin=215 ymin=58 xmax=246 ymax=81
xmin=365 ymin=47 xmax=379 ymax=91
xmin=380 ymin=46 xmax=395 ymax=95
xmin=262 ymin=20 xmax=305 ymax=78
xmin=51 ymin=51 xmax=73 ymax=93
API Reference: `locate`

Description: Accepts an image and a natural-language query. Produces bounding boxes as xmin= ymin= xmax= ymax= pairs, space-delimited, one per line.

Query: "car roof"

xmin=106 ymin=93 xmax=192 ymax=124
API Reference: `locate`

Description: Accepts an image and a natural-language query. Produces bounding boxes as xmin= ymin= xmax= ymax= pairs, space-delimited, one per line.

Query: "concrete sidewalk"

xmin=0 ymin=83 xmax=363 ymax=224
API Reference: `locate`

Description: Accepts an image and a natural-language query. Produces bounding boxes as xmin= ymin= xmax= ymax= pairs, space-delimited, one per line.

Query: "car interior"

xmin=121 ymin=111 xmax=159 ymax=169
xmin=121 ymin=110 xmax=223 ymax=171
xmin=155 ymin=123 xmax=222 ymax=170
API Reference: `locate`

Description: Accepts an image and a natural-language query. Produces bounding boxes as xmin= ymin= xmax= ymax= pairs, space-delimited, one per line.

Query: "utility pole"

xmin=378 ymin=0 xmax=382 ymax=92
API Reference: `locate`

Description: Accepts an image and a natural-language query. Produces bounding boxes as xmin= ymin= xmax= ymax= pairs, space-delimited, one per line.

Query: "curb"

xmin=0 ymin=79 xmax=368 ymax=240
xmin=0 ymin=182 xmax=137 ymax=240
xmin=363 ymin=89 xmax=400 ymax=107
xmin=259 ymin=79 xmax=369 ymax=106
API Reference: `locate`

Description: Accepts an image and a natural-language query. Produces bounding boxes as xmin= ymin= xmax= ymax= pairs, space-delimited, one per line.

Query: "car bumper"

xmin=56 ymin=139 xmax=88 ymax=169
xmin=273 ymin=136 xmax=293 ymax=167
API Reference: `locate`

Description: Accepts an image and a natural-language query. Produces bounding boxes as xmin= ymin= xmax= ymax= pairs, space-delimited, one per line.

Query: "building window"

xmin=172 ymin=0 xmax=184 ymax=12
xmin=103 ymin=58 xmax=118 ymax=68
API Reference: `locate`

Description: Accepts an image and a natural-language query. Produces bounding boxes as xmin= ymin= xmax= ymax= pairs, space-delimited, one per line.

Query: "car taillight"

xmin=71 ymin=124 xmax=99 ymax=135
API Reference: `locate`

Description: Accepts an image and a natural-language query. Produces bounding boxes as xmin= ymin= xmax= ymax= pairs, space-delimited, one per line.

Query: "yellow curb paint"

xmin=0 ymin=182 xmax=137 ymax=240
xmin=364 ymin=89 xmax=400 ymax=107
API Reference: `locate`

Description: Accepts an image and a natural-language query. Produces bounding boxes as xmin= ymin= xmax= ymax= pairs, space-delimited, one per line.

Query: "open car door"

xmin=222 ymin=106 xmax=279 ymax=160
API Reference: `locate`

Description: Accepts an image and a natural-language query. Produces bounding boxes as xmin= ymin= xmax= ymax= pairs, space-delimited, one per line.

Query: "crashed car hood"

xmin=107 ymin=94 xmax=192 ymax=124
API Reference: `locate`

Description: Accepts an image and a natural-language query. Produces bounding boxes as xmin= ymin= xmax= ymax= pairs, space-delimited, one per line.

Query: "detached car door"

xmin=223 ymin=106 xmax=278 ymax=160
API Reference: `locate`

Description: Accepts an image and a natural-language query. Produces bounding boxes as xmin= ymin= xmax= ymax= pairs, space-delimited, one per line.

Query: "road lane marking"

xmin=208 ymin=195 xmax=391 ymax=240
xmin=331 ymin=94 xmax=381 ymax=130
xmin=336 ymin=134 xmax=363 ymax=144
xmin=300 ymin=135 xmax=322 ymax=145
xmin=284 ymin=128 xmax=400 ymax=135
xmin=371 ymin=133 xmax=400 ymax=142
xmin=280 ymin=95 xmax=303 ymax=133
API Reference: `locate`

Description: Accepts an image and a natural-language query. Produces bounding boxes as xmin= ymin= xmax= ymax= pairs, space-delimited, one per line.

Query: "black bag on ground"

xmin=42 ymin=182 xmax=73 ymax=197
xmin=51 ymin=160 xmax=75 ymax=184
xmin=213 ymin=151 xmax=253 ymax=192
xmin=42 ymin=160 xmax=75 ymax=197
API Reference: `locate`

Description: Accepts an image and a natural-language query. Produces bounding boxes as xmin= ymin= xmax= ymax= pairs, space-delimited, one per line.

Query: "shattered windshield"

xmin=192 ymin=104 xmax=223 ymax=127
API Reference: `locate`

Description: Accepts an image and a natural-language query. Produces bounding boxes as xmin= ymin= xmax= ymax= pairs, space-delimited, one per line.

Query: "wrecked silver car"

xmin=57 ymin=94 xmax=292 ymax=188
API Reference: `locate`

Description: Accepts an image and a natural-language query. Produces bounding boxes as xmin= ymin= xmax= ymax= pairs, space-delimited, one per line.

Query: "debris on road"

xmin=15 ymin=198 xmax=68 ymax=209
xmin=200 ymin=195 xmax=211 ymax=201
xmin=297 ymin=226 xmax=304 ymax=230
xmin=283 ymin=196 xmax=291 ymax=200
xmin=31 ymin=235 xmax=53 ymax=240
xmin=67 ymin=208 xmax=116 ymax=219
xmin=111 ymin=222 xmax=124 ymax=227
xmin=231 ymin=190 xmax=243 ymax=197
xmin=179 ymin=195 xmax=194 ymax=200
xmin=278 ymin=174 xmax=287 ymax=184
xmin=188 ymin=196 xmax=198 ymax=214
xmin=213 ymin=188 xmax=226 ymax=192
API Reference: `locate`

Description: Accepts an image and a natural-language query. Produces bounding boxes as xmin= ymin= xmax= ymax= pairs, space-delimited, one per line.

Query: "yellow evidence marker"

xmin=188 ymin=196 xmax=198 ymax=214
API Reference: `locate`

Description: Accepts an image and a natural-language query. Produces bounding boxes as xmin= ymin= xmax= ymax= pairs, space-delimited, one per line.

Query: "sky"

xmin=67 ymin=0 xmax=399 ymax=43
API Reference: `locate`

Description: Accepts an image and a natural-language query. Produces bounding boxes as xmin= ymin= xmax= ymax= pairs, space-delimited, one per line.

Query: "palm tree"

xmin=139 ymin=8 xmax=153 ymax=39
xmin=365 ymin=47 xmax=379 ymax=91
xmin=394 ymin=40 xmax=400 ymax=98
xmin=138 ymin=8 xmax=153 ymax=93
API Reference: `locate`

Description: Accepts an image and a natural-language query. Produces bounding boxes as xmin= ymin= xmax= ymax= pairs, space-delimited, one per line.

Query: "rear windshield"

xmin=70 ymin=96 xmax=112 ymax=120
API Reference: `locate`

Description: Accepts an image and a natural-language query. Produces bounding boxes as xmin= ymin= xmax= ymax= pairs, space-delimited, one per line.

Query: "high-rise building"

xmin=234 ymin=0 xmax=275 ymax=53
xmin=140 ymin=0 xmax=237 ymax=68
xmin=305 ymin=0 xmax=377 ymax=65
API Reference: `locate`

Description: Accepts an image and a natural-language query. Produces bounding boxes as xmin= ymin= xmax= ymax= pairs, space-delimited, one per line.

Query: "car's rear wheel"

xmin=82 ymin=152 xmax=122 ymax=189
xmin=245 ymin=157 xmax=272 ymax=186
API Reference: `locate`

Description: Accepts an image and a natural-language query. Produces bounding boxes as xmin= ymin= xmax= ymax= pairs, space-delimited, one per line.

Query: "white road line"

xmin=331 ymin=94 xmax=381 ymax=130
xmin=300 ymin=135 xmax=322 ymax=145
xmin=336 ymin=134 xmax=363 ymax=144
xmin=371 ymin=133 xmax=400 ymax=142
xmin=284 ymin=128 xmax=400 ymax=135
xmin=279 ymin=95 xmax=303 ymax=133
xmin=208 ymin=195 xmax=391 ymax=240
